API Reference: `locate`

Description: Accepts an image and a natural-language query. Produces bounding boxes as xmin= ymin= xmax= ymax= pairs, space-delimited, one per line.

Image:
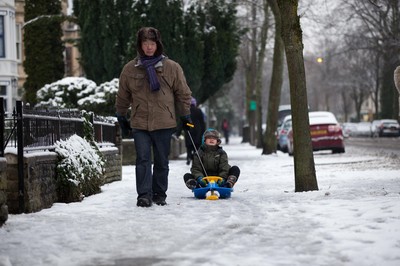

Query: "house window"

xmin=0 ymin=16 xmax=5 ymax=58
xmin=0 ymin=85 xmax=6 ymax=95
xmin=0 ymin=85 xmax=6 ymax=111
xmin=65 ymin=46 xmax=72 ymax=76
xmin=16 ymin=24 xmax=22 ymax=61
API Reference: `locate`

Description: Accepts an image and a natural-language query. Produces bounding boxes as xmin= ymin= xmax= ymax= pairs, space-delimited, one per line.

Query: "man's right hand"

xmin=181 ymin=115 xmax=194 ymax=130
xmin=116 ymin=113 xmax=131 ymax=137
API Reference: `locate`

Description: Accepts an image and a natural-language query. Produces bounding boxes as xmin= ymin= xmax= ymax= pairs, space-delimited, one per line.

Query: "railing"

xmin=2 ymin=99 xmax=118 ymax=154
xmin=1 ymin=98 xmax=119 ymax=213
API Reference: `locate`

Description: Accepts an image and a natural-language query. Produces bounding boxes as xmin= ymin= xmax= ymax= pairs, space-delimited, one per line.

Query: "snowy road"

xmin=1 ymin=137 xmax=399 ymax=266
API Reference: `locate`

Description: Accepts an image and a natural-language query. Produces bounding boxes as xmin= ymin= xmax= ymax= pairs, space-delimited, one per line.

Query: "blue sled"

xmin=193 ymin=178 xmax=233 ymax=199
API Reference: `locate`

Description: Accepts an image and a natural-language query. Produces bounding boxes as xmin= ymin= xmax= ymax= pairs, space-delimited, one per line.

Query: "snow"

xmin=54 ymin=134 xmax=105 ymax=185
xmin=1 ymin=136 xmax=400 ymax=266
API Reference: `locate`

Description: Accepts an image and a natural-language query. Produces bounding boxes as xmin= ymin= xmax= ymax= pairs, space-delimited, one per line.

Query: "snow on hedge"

xmin=36 ymin=77 xmax=97 ymax=108
xmin=78 ymin=78 xmax=119 ymax=106
xmin=55 ymin=134 xmax=104 ymax=189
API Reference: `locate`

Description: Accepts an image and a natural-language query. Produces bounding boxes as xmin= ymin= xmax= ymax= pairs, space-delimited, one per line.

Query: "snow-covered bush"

xmin=35 ymin=77 xmax=119 ymax=116
xmin=36 ymin=77 xmax=97 ymax=109
xmin=78 ymin=78 xmax=119 ymax=115
xmin=55 ymin=134 xmax=105 ymax=203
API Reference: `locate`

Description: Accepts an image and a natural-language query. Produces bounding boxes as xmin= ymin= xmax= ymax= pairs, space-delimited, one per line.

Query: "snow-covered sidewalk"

xmin=1 ymin=137 xmax=399 ymax=266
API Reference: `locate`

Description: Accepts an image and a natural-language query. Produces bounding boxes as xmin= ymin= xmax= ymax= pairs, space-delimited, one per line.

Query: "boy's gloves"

xmin=180 ymin=115 xmax=194 ymax=130
xmin=116 ymin=113 xmax=131 ymax=137
xmin=225 ymin=175 xmax=237 ymax=188
xmin=196 ymin=176 xmax=207 ymax=187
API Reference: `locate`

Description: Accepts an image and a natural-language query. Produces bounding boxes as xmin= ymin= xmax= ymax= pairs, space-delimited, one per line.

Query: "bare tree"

xmin=262 ymin=0 xmax=284 ymax=154
xmin=277 ymin=0 xmax=318 ymax=192
xmin=238 ymin=0 xmax=270 ymax=145
xmin=341 ymin=0 xmax=400 ymax=119
xmin=255 ymin=0 xmax=270 ymax=148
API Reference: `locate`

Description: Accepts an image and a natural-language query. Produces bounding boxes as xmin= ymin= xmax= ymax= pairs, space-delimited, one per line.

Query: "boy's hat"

xmin=203 ymin=128 xmax=221 ymax=144
xmin=136 ymin=27 xmax=164 ymax=57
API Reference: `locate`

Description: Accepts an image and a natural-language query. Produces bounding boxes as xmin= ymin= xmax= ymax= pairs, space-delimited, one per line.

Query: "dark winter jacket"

xmin=116 ymin=56 xmax=192 ymax=131
xmin=191 ymin=144 xmax=231 ymax=179
xmin=176 ymin=105 xmax=205 ymax=149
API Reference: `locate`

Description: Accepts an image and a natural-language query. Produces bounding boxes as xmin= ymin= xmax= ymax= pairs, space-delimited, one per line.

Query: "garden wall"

xmin=4 ymin=147 xmax=121 ymax=214
xmin=2 ymin=137 xmax=184 ymax=215
xmin=122 ymin=137 xmax=185 ymax=165
xmin=0 ymin=158 xmax=8 ymax=226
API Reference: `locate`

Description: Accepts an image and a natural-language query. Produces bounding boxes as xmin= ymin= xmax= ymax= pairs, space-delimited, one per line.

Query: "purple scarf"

xmin=140 ymin=55 xmax=163 ymax=92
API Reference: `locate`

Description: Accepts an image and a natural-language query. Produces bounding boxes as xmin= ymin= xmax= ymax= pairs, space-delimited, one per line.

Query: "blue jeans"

xmin=132 ymin=128 xmax=174 ymax=200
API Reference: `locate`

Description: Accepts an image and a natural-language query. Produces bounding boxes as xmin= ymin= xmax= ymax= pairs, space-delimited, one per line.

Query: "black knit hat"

xmin=136 ymin=27 xmax=164 ymax=57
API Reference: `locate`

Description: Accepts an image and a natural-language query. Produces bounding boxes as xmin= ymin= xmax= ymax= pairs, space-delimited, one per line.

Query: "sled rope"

xmin=186 ymin=126 xmax=208 ymax=177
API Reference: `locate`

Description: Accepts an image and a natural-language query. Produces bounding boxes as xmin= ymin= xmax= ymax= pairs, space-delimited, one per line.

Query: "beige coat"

xmin=116 ymin=57 xmax=192 ymax=131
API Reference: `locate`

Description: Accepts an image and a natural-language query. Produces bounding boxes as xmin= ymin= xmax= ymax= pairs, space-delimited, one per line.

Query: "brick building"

xmin=1 ymin=0 xmax=82 ymax=113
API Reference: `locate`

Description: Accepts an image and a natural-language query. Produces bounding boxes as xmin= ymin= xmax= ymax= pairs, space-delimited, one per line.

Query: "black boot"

xmin=225 ymin=175 xmax=237 ymax=188
xmin=153 ymin=193 xmax=167 ymax=206
xmin=137 ymin=198 xmax=152 ymax=207
xmin=183 ymin=173 xmax=197 ymax=189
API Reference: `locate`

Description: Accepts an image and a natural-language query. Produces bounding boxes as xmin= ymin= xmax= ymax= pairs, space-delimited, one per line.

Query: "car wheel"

xmin=332 ymin=148 xmax=345 ymax=154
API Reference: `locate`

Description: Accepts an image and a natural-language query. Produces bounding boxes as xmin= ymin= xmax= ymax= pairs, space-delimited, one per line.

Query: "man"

xmin=116 ymin=27 xmax=192 ymax=207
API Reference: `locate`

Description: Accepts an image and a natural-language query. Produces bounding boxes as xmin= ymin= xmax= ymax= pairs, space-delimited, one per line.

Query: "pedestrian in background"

xmin=176 ymin=97 xmax=206 ymax=165
xmin=221 ymin=118 xmax=230 ymax=144
xmin=115 ymin=27 xmax=192 ymax=207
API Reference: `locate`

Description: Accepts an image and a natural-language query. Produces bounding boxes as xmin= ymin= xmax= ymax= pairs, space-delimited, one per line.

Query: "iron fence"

xmin=1 ymin=98 xmax=119 ymax=213
xmin=1 ymin=99 xmax=118 ymax=155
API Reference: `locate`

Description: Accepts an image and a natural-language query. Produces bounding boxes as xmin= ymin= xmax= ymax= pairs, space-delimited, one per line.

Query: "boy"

xmin=183 ymin=128 xmax=240 ymax=189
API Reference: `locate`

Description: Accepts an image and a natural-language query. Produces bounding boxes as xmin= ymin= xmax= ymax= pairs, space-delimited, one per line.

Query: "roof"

xmin=309 ymin=111 xmax=338 ymax=125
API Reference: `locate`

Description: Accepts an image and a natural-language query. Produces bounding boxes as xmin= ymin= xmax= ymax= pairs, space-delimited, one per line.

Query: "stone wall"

xmin=0 ymin=158 xmax=8 ymax=226
xmin=101 ymin=148 xmax=122 ymax=183
xmin=5 ymin=147 xmax=121 ymax=214
xmin=2 ymin=136 xmax=183 ymax=215
xmin=122 ymin=139 xmax=136 ymax=165
xmin=6 ymin=153 xmax=58 ymax=214
xmin=122 ymin=137 xmax=185 ymax=165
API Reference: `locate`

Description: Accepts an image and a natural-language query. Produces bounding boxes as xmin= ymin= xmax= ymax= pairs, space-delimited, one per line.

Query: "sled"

xmin=193 ymin=176 xmax=233 ymax=200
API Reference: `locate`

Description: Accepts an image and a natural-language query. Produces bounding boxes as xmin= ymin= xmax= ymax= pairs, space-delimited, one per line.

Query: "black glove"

xmin=116 ymin=113 xmax=131 ymax=137
xmin=180 ymin=115 xmax=194 ymax=131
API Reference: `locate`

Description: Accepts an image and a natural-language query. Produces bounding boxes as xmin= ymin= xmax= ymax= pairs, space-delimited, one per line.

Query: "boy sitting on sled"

xmin=183 ymin=128 xmax=240 ymax=189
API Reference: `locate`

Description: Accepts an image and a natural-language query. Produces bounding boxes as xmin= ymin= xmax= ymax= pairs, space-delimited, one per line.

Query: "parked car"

xmin=342 ymin=122 xmax=357 ymax=138
xmin=370 ymin=120 xmax=381 ymax=137
xmin=372 ymin=119 xmax=400 ymax=137
xmin=277 ymin=105 xmax=291 ymax=128
xmin=277 ymin=115 xmax=292 ymax=153
xmin=353 ymin=122 xmax=372 ymax=137
xmin=287 ymin=111 xmax=345 ymax=155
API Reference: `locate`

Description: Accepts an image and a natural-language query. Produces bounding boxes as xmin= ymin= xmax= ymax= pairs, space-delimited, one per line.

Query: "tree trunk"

xmin=256 ymin=0 xmax=270 ymax=148
xmin=380 ymin=52 xmax=398 ymax=119
xmin=262 ymin=0 xmax=284 ymax=154
xmin=277 ymin=0 xmax=318 ymax=192
xmin=247 ymin=2 xmax=258 ymax=146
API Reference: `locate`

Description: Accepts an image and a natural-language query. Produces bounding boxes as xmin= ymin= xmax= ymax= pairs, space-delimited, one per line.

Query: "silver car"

xmin=372 ymin=119 xmax=400 ymax=137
